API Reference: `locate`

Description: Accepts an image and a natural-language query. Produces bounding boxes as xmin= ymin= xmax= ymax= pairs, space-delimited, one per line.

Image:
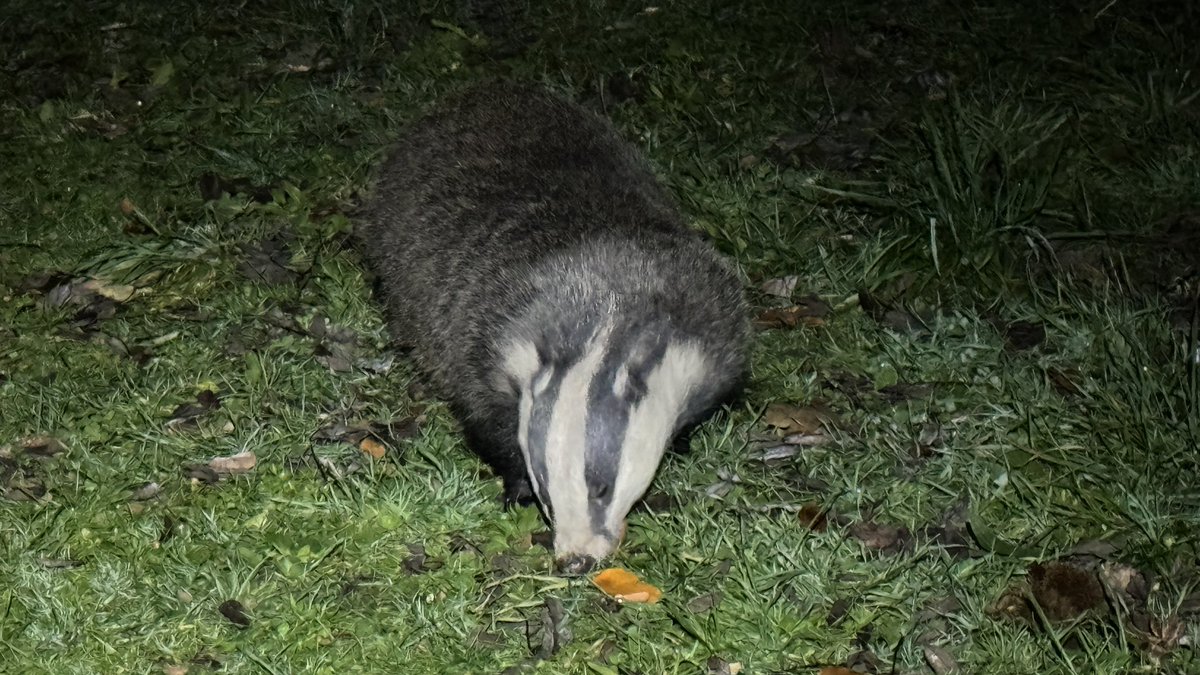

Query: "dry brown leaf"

xmin=759 ymin=275 xmax=799 ymax=298
xmin=1028 ymin=560 xmax=1104 ymax=621
xmin=923 ymin=644 xmax=960 ymax=674
xmin=19 ymin=435 xmax=66 ymax=457
xmin=848 ymin=520 xmax=911 ymax=553
xmin=763 ymin=403 xmax=838 ymax=436
xmin=208 ymin=450 xmax=256 ymax=475
xmin=798 ymin=503 xmax=828 ymax=532
xmin=592 ymin=568 xmax=662 ymax=604
xmin=754 ymin=304 xmax=829 ymax=330
xmin=817 ymin=668 xmax=856 ymax=675
xmin=988 ymin=585 xmax=1033 ymax=623
xmin=358 ymin=438 xmax=386 ymax=459
xmin=78 ymin=278 xmax=136 ymax=302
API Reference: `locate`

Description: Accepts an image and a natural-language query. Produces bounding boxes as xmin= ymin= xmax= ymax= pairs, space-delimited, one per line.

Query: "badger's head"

xmin=499 ymin=319 xmax=722 ymax=574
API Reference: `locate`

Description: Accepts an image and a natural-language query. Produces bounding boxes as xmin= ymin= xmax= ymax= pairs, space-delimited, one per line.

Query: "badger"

xmin=357 ymin=82 xmax=748 ymax=574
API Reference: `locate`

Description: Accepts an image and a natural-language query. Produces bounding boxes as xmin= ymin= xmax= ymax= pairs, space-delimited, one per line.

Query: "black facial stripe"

xmin=525 ymin=364 xmax=566 ymax=512
xmin=524 ymin=320 xmax=600 ymax=515
xmin=584 ymin=324 xmax=671 ymax=533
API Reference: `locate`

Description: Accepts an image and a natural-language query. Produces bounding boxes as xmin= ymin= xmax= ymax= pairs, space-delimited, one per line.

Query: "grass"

xmin=1 ymin=0 xmax=1198 ymax=672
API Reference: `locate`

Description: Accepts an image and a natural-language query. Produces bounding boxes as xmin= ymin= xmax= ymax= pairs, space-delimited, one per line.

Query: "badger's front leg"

xmin=459 ymin=415 xmax=536 ymax=509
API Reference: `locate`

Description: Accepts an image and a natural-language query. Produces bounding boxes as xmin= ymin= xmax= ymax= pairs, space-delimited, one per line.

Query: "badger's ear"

xmin=497 ymin=339 xmax=541 ymax=394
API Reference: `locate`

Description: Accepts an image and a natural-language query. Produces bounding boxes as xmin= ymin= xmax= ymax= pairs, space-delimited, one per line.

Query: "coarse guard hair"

xmin=358 ymin=82 xmax=748 ymax=574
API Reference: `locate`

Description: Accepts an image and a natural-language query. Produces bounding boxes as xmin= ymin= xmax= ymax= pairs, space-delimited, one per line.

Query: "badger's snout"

xmin=552 ymin=527 xmax=620 ymax=574
xmin=555 ymin=554 xmax=596 ymax=575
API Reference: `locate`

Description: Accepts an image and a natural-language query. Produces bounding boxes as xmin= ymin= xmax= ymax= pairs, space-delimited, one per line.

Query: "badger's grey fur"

xmin=357 ymin=82 xmax=748 ymax=573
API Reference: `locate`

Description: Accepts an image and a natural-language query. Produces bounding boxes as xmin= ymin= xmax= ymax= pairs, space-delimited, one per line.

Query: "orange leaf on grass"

xmin=592 ymin=568 xmax=662 ymax=604
xmin=358 ymin=437 xmax=386 ymax=459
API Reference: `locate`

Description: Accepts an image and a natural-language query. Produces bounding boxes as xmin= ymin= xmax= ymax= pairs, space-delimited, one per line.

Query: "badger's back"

xmin=358 ymin=83 xmax=743 ymax=400
xmin=358 ymin=82 xmax=748 ymax=571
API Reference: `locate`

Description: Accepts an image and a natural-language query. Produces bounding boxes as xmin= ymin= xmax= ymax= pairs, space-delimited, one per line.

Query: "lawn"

xmin=1 ymin=0 xmax=1198 ymax=673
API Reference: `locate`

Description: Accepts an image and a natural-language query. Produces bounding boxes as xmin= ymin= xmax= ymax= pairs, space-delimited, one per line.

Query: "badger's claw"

xmin=502 ymin=477 xmax=536 ymax=510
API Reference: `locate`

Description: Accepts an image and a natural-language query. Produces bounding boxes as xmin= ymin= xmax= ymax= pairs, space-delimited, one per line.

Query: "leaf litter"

xmin=592 ymin=568 xmax=662 ymax=604
xmin=165 ymin=390 xmax=221 ymax=430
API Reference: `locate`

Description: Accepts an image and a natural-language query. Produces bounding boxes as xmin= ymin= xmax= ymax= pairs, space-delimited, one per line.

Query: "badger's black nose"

xmin=555 ymin=554 xmax=596 ymax=576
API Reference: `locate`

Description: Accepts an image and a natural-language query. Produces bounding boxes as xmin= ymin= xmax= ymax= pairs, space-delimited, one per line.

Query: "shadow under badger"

xmin=358 ymin=83 xmax=748 ymax=574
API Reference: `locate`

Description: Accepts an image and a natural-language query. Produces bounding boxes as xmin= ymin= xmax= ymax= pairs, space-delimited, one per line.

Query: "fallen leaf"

xmin=988 ymin=586 xmax=1033 ymax=623
xmin=825 ymin=598 xmax=851 ymax=626
xmin=754 ymin=296 xmax=831 ymax=329
xmin=849 ymin=520 xmax=911 ymax=554
xmin=132 ymin=482 xmax=161 ymax=501
xmin=845 ymin=649 xmax=881 ymax=673
xmin=197 ymin=173 xmax=275 ymax=203
xmin=687 ymin=591 xmax=722 ymax=614
xmin=358 ymin=437 xmax=386 ymax=459
xmin=1047 ymin=367 xmax=1083 ymax=397
xmin=158 ymin=515 xmax=177 ymax=544
xmin=780 ymin=432 xmax=831 ymax=446
xmin=858 ymin=291 xmax=928 ymax=333
xmin=1132 ymin=614 xmax=1188 ymax=664
xmin=78 ymin=278 xmax=136 ymax=302
xmin=759 ymin=275 xmax=799 ymax=298
xmin=798 ymin=503 xmax=828 ymax=532
xmin=1098 ymin=562 xmax=1148 ymax=601
xmin=877 ymin=382 xmax=931 ymax=404
xmin=188 ymin=653 xmax=221 ymax=670
xmin=915 ymin=596 xmax=964 ymax=623
xmin=19 ymin=435 xmax=65 ymax=458
xmin=631 ymin=492 xmax=678 ymax=514
xmin=449 ymin=534 xmax=482 ymax=556
xmin=313 ymin=417 xmax=420 ymax=451
xmin=315 ymin=341 xmax=355 ymax=372
xmin=923 ymin=644 xmax=960 ymax=674
xmin=208 ymin=450 xmax=256 ymax=475
xmin=218 ymin=599 xmax=250 ymax=628
xmin=592 ymin=568 xmax=662 ymax=604
xmin=1072 ymin=539 xmax=1120 ymax=559
xmin=240 ymin=236 xmax=299 ymax=285
xmin=166 ymin=390 xmax=221 ymax=430
xmin=528 ymin=596 xmax=569 ymax=659
xmin=920 ymin=500 xmax=973 ymax=559
xmin=704 ymin=467 xmax=740 ymax=499
xmin=749 ymin=444 xmax=799 ymax=464
xmin=706 ymin=656 xmax=743 ymax=675
xmin=18 ymin=270 xmax=72 ymax=294
xmin=1002 ymin=320 xmax=1046 ymax=351
xmin=182 ymin=464 xmax=219 ymax=485
xmin=3 ymin=480 xmax=47 ymax=502
xmin=817 ymin=668 xmax=856 ymax=675
xmin=763 ymin=402 xmax=839 ymax=436
xmin=403 ymin=543 xmax=442 ymax=575
xmin=1028 ymin=560 xmax=1104 ymax=621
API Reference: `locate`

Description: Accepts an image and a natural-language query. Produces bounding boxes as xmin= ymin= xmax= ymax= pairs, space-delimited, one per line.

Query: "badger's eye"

xmin=615 ymin=372 xmax=647 ymax=403
xmin=590 ymin=483 xmax=611 ymax=501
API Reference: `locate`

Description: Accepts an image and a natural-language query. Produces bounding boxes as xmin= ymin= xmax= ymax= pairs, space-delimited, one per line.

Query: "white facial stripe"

xmin=499 ymin=339 xmax=542 ymax=494
xmin=545 ymin=325 xmax=613 ymax=557
xmin=606 ymin=343 xmax=710 ymax=530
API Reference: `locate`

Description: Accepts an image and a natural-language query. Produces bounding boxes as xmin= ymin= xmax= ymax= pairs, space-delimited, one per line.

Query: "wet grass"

xmin=1 ymin=0 xmax=1198 ymax=672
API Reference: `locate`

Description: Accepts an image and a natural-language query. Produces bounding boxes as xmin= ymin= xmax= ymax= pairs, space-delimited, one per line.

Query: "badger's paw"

xmin=501 ymin=476 xmax=536 ymax=510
